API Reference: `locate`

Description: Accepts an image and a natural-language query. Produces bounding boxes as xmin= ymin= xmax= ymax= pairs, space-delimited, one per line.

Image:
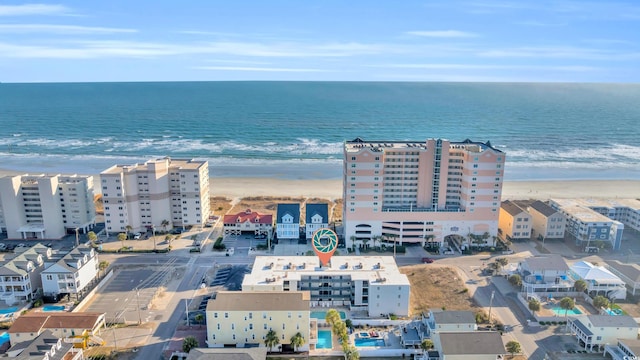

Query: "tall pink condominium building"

xmin=343 ymin=138 xmax=506 ymax=249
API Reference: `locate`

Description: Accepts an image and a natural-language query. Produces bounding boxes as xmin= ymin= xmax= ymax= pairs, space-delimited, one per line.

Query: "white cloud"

xmin=406 ymin=30 xmax=479 ymax=38
xmin=193 ymin=66 xmax=327 ymax=72
xmin=373 ymin=63 xmax=597 ymax=71
xmin=0 ymin=24 xmax=137 ymax=34
xmin=0 ymin=3 xmax=71 ymax=16
xmin=477 ymin=46 xmax=640 ymax=60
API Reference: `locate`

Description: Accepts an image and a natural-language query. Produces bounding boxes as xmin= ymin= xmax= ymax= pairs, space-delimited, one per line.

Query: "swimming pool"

xmin=355 ymin=338 xmax=385 ymax=347
xmin=317 ymin=330 xmax=332 ymax=349
xmin=603 ymin=308 xmax=623 ymax=316
xmin=0 ymin=307 xmax=17 ymax=315
xmin=0 ymin=332 xmax=9 ymax=346
xmin=311 ymin=311 xmax=346 ymax=320
xmin=43 ymin=305 xmax=65 ymax=312
xmin=551 ymin=307 xmax=582 ymax=316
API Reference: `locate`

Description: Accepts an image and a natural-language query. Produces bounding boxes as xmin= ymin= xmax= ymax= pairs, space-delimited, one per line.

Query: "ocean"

xmin=1 ymin=81 xmax=639 ymax=181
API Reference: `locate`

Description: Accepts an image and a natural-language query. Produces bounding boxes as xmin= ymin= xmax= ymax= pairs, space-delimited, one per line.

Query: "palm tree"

xmin=528 ymin=298 xmax=541 ymax=317
xmin=98 ymin=261 xmax=110 ymax=277
xmin=494 ymin=258 xmax=508 ymax=273
xmin=161 ymin=219 xmax=170 ymax=232
xmin=117 ymin=233 xmax=127 ymax=248
xmin=349 ymin=235 xmax=357 ymax=250
xmin=290 ymin=332 xmax=305 ymax=352
xmin=361 ymin=237 xmax=370 ymax=250
xmin=125 ymin=225 xmax=133 ymax=239
xmin=264 ymin=329 xmax=279 ymax=352
xmin=592 ymin=295 xmax=610 ymax=309
xmin=423 ymin=234 xmax=436 ymax=249
xmin=372 ymin=235 xmax=381 ymax=250
xmin=325 ymin=309 xmax=341 ymax=326
xmin=182 ymin=336 xmax=199 ymax=353
xmin=344 ymin=345 xmax=360 ymax=360
xmin=165 ymin=234 xmax=172 ymax=244
xmin=87 ymin=231 xmax=98 ymax=247
xmin=194 ymin=313 xmax=204 ymax=325
xmin=574 ymin=279 xmax=587 ymax=293
xmin=559 ymin=297 xmax=575 ymax=326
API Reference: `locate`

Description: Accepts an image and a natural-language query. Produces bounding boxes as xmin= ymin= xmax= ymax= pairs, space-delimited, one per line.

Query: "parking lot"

xmin=80 ymin=259 xmax=178 ymax=323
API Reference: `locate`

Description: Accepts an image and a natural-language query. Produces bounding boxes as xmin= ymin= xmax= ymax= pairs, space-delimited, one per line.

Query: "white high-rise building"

xmin=0 ymin=174 xmax=96 ymax=240
xmin=100 ymin=158 xmax=210 ymax=234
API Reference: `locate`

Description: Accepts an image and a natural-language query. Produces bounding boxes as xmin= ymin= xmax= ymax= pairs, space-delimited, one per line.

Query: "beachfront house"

xmin=527 ymin=200 xmax=566 ymax=241
xmin=6 ymin=329 xmax=85 ymax=359
xmin=550 ymin=199 xmax=624 ymax=250
xmin=431 ymin=331 xmax=506 ymax=360
xmin=205 ymin=291 xmax=311 ymax=351
xmin=604 ymin=339 xmax=640 ymax=360
xmin=8 ymin=312 xmax=106 ymax=344
xmin=223 ymin=209 xmax=273 ymax=238
xmin=605 ymin=260 xmax=640 ymax=296
xmin=41 ymin=246 xmax=99 ymax=301
xmin=569 ymin=261 xmax=626 ymax=300
xmin=568 ymin=315 xmax=639 ymax=351
xmin=0 ymin=244 xmax=53 ymax=306
xmin=305 ymin=203 xmax=329 ymax=240
xmin=0 ymin=174 xmax=96 ymax=240
xmin=517 ymin=254 xmax=573 ymax=295
xmin=498 ymin=200 xmax=532 ymax=242
xmin=342 ymin=138 xmax=504 ymax=250
xmin=185 ymin=348 xmax=268 ymax=360
xmin=276 ymin=204 xmax=301 ymax=240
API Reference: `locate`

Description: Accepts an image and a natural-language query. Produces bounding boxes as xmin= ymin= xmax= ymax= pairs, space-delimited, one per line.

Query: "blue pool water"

xmin=317 ymin=330 xmax=332 ymax=349
xmin=311 ymin=311 xmax=346 ymax=320
xmin=552 ymin=307 xmax=582 ymax=316
xmin=355 ymin=338 xmax=385 ymax=347
xmin=43 ymin=305 xmax=65 ymax=312
xmin=0 ymin=307 xmax=17 ymax=315
xmin=604 ymin=308 xmax=623 ymax=316
xmin=0 ymin=332 xmax=9 ymax=346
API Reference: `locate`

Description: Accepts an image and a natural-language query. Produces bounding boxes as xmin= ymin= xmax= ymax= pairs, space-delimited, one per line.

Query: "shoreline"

xmin=1 ymin=169 xmax=638 ymax=200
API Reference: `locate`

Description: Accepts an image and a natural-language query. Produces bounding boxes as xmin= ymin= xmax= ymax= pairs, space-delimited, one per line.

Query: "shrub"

xmin=213 ymin=237 xmax=226 ymax=251
xmin=33 ymin=299 xmax=43 ymax=307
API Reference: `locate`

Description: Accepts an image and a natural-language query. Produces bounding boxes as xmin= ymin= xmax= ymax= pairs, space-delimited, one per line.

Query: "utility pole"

xmin=185 ymin=299 xmax=190 ymax=327
xmin=152 ymin=225 xmax=156 ymax=252
xmin=112 ymin=325 xmax=118 ymax=351
xmin=488 ymin=290 xmax=495 ymax=329
xmin=75 ymin=228 xmax=80 ymax=247
xmin=136 ymin=288 xmax=142 ymax=325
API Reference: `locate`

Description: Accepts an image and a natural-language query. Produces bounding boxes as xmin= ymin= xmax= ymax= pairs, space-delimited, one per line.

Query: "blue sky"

xmin=1 ymin=1 xmax=639 ymax=82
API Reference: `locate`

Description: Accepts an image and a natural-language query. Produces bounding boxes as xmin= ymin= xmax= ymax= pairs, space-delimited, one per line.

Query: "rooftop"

xmin=438 ymin=331 xmax=505 ymax=355
xmin=306 ymin=203 xmax=329 ymax=223
xmin=605 ymin=260 xmax=640 ymax=282
xmin=587 ymin=314 xmax=639 ymax=328
xmin=344 ymin=137 xmax=502 ymax=153
xmin=276 ymin=204 xmax=300 ymax=223
xmin=431 ymin=310 xmax=476 ymax=325
xmin=9 ymin=312 xmax=105 ymax=334
xmin=243 ymin=256 xmax=410 ymax=287
xmin=186 ymin=347 xmax=267 ymax=360
xmin=570 ymin=261 xmax=625 ymax=284
xmin=551 ymin=199 xmax=620 ymax=223
xmin=501 ymin=200 xmax=527 ymax=216
xmin=521 ymin=254 xmax=569 ymax=272
xmin=206 ymin=291 xmax=310 ymax=312
xmin=529 ymin=200 xmax=559 ymax=217
xmin=101 ymin=157 xmax=206 ymax=175
xmin=223 ymin=209 xmax=273 ymax=225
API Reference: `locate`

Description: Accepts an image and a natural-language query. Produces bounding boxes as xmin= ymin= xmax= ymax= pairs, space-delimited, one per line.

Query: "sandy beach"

xmin=2 ymin=168 xmax=638 ymax=200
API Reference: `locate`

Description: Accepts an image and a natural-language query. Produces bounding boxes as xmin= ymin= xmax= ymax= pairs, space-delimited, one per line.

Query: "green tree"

xmin=509 ymin=274 xmax=522 ymax=288
xmin=194 ymin=313 xmax=204 ymax=325
xmin=117 ymin=233 xmax=127 ymax=247
xmin=325 ymin=309 xmax=341 ymax=326
xmin=574 ymin=279 xmax=587 ymax=293
xmin=344 ymin=345 xmax=360 ymax=360
xmin=290 ymin=332 xmax=305 ymax=352
xmin=264 ymin=329 xmax=279 ymax=352
xmin=182 ymin=336 xmax=198 ymax=353
xmin=423 ymin=234 xmax=436 ymax=249
xmin=87 ymin=231 xmax=98 ymax=246
xmin=125 ymin=225 xmax=133 ymax=239
xmin=361 ymin=237 xmax=370 ymax=250
xmin=161 ymin=219 xmax=170 ymax=232
xmin=98 ymin=260 xmax=109 ymax=276
xmin=592 ymin=295 xmax=610 ymax=309
xmin=344 ymin=319 xmax=354 ymax=331
xmin=559 ymin=297 xmax=575 ymax=322
xmin=420 ymin=339 xmax=434 ymax=351
xmin=494 ymin=257 xmax=508 ymax=272
xmin=505 ymin=340 xmax=521 ymax=356
xmin=528 ymin=298 xmax=541 ymax=317
xmin=165 ymin=234 xmax=172 ymax=244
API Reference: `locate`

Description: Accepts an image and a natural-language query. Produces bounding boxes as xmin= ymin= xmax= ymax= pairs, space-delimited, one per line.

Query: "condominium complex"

xmin=242 ymin=255 xmax=410 ymax=317
xmin=343 ymin=138 xmax=505 ymax=248
xmin=100 ymin=158 xmax=210 ymax=234
xmin=0 ymin=174 xmax=96 ymax=240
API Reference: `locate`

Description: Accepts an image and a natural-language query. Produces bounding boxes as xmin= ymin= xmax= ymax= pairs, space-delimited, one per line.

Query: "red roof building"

xmin=223 ymin=209 xmax=273 ymax=236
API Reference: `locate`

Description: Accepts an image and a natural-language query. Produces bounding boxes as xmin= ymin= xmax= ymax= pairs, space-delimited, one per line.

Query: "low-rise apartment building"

xmin=206 ymin=291 xmax=310 ymax=351
xmin=431 ymin=331 xmax=505 ymax=360
xmin=242 ymin=255 xmax=410 ymax=317
xmin=0 ymin=174 xmax=95 ymax=240
xmin=605 ymin=260 xmax=640 ymax=296
xmin=604 ymin=338 xmax=640 ymax=360
xmin=8 ymin=312 xmax=106 ymax=344
xmin=424 ymin=309 xmax=477 ymax=335
xmin=223 ymin=209 xmax=272 ymax=237
xmin=343 ymin=138 xmax=505 ymax=250
xmin=498 ymin=200 xmax=532 ymax=241
xmin=101 ymin=157 xmax=210 ymax=234
xmin=527 ymin=200 xmax=566 ymax=241
xmin=8 ymin=330 xmax=84 ymax=360
xmin=550 ymin=199 xmax=625 ymax=250
xmin=570 ymin=261 xmax=626 ymax=300
xmin=41 ymin=247 xmax=99 ymax=300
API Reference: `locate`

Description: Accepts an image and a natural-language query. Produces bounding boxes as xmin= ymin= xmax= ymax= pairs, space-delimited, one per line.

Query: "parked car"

xmin=6 ymin=244 xmax=16 ymax=250
xmin=133 ymin=232 xmax=142 ymax=240
xmin=17 ymin=243 xmax=27 ymax=248
xmin=0 ymin=243 xmax=6 ymax=250
xmin=170 ymin=228 xmax=184 ymax=235
xmin=421 ymin=257 xmax=434 ymax=263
